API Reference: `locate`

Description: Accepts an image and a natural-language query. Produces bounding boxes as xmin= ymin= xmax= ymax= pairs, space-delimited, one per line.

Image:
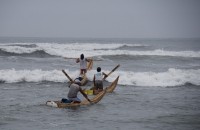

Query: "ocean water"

xmin=0 ymin=37 xmax=200 ymax=130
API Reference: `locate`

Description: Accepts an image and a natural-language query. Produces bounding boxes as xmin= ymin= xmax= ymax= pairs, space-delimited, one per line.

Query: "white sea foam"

xmin=1 ymin=43 xmax=200 ymax=58
xmin=0 ymin=42 xmax=135 ymax=52
xmin=0 ymin=68 xmax=200 ymax=87
xmin=0 ymin=45 xmax=41 ymax=54
xmin=113 ymin=68 xmax=200 ymax=87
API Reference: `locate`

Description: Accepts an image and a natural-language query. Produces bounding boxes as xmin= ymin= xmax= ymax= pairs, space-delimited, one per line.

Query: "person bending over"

xmin=62 ymin=78 xmax=91 ymax=103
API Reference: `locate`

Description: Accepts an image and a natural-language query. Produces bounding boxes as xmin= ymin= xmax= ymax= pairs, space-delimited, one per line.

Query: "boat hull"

xmin=46 ymin=89 xmax=106 ymax=108
xmin=85 ymin=76 xmax=119 ymax=95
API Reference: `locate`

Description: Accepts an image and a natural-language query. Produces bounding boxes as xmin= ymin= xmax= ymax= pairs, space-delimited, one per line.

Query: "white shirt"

xmin=95 ymin=72 xmax=103 ymax=81
xmin=80 ymin=58 xmax=87 ymax=69
xmin=68 ymin=83 xmax=80 ymax=98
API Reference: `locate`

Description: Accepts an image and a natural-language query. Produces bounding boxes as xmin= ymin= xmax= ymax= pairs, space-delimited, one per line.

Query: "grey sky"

xmin=0 ymin=0 xmax=200 ymax=38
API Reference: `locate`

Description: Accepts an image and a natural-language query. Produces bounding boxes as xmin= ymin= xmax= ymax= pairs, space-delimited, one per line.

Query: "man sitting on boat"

xmin=76 ymin=54 xmax=92 ymax=75
xmin=61 ymin=78 xmax=91 ymax=103
xmin=93 ymin=67 xmax=108 ymax=94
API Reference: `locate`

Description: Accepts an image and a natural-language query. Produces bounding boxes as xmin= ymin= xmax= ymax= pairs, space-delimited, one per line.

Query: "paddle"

xmin=62 ymin=70 xmax=73 ymax=82
xmin=103 ymin=64 xmax=120 ymax=80
xmin=87 ymin=59 xmax=93 ymax=70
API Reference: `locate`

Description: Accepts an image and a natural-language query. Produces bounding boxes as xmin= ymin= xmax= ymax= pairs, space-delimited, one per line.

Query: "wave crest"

xmin=0 ymin=68 xmax=199 ymax=87
xmin=1 ymin=43 xmax=200 ymax=58
xmin=0 ymin=49 xmax=53 ymax=57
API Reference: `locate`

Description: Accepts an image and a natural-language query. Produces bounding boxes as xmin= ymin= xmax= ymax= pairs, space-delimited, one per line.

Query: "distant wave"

xmin=0 ymin=49 xmax=53 ymax=57
xmin=0 ymin=43 xmax=200 ymax=58
xmin=0 ymin=42 xmax=136 ymax=51
xmin=0 ymin=68 xmax=199 ymax=87
xmin=117 ymin=44 xmax=149 ymax=50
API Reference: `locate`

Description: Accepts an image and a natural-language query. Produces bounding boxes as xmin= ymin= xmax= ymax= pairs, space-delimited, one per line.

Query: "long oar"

xmin=62 ymin=70 xmax=73 ymax=82
xmin=103 ymin=64 xmax=120 ymax=80
xmin=87 ymin=59 xmax=93 ymax=70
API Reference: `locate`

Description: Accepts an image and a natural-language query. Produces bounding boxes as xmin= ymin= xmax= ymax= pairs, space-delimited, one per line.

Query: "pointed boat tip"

xmin=115 ymin=76 xmax=120 ymax=80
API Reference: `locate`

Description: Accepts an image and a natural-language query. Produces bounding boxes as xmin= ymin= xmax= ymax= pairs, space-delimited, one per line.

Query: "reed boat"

xmin=46 ymin=89 xmax=106 ymax=108
xmin=84 ymin=76 xmax=119 ymax=95
xmin=46 ymin=76 xmax=119 ymax=108
xmin=62 ymin=59 xmax=93 ymax=86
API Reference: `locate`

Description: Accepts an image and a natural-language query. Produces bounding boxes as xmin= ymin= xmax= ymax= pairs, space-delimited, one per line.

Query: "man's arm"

xmin=76 ymin=58 xmax=80 ymax=63
xmin=102 ymin=72 xmax=108 ymax=79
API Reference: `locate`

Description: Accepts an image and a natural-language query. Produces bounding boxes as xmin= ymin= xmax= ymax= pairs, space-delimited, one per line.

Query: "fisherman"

xmin=61 ymin=78 xmax=91 ymax=103
xmin=75 ymin=75 xmax=83 ymax=83
xmin=76 ymin=54 xmax=91 ymax=75
xmin=93 ymin=67 xmax=108 ymax=94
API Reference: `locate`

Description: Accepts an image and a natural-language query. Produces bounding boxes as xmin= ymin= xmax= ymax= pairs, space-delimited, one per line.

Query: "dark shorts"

xmin=80 ymin=69 xmax=87 ymax=74
xmin=68 ymin=97 xmax=81 ymax=102
xmin=61 ymin=98 xmax=72 ymax=103
xmin=95 ymin=80 xmax=103 ymax=90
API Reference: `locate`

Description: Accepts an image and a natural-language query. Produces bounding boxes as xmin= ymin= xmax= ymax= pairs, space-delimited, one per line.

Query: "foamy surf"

xmin=0 ymin=68 xmax=199 ymax=87
xmin=0 ymin=43 xmax=200 ymax=58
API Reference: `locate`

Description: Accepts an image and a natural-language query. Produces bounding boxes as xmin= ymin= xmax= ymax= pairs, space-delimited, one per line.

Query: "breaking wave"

xmin=0 ymin=68 xmax=199 ymax=87
xmin=0 ymin=49 xmax=53 ymax=57
xmin=0 ymin=43 xmax=200 ymax=58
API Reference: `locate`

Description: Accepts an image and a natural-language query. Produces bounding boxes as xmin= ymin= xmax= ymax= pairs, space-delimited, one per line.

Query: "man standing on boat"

xmin=93 ymin=67 xmax=108 ymax=94
xmin=76 ymin=54 xmax=91 ymax=75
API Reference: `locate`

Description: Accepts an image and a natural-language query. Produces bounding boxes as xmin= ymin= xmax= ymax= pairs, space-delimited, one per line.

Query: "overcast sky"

xmin=0 ymin=0 xmax=200 ymax=38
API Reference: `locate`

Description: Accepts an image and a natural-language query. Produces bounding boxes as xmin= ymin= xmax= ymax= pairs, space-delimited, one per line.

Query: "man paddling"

xmin=93 ymin=67 xmax=108 ymax=94
xmin=61 ymin=78 xmax=91 ymax=103
xmin=76 ymin=54 xmax=91 ymax=75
